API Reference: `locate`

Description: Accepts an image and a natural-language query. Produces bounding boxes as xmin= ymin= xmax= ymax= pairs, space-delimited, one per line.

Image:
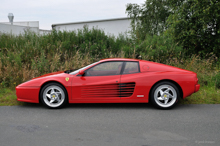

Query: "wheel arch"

xmin=149 ymin=79 xmax=183 ymax=101
xmin=39 ymin=81 xmax=69 ymax=103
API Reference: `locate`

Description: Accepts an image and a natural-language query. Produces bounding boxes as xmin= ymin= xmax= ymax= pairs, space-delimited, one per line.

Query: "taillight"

xmin=195 ymin=76 xmax=198 ymax=84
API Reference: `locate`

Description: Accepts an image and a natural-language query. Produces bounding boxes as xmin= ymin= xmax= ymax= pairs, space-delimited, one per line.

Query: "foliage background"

xmin=126 ymin=0 xmax=220 ymax=58
xmin=0 ymin=0 xmax=220 ymax=105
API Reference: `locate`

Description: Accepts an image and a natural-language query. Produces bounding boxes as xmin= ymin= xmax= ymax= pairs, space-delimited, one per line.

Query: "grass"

xmin=0 ymin=88 xmax=22 ymax=106
xmin=0 ymin=87 xmax=220 ymax=106
xmin=1 ymin=86 xmax=220 ymax=106
xmin=0 ymin=53 xmax=219 ymax=106
xmin=180 ymin=86 xmax=220 ymax=104
xmin=0 ymin=53 xmax=220 ymax=106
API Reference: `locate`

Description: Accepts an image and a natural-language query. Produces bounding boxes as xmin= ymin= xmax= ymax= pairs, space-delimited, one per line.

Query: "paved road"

xmin=0 ymin=103 xmax=219 ymax=146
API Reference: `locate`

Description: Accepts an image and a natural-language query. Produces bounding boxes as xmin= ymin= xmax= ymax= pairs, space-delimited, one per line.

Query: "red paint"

xmin=16 ymin=58 xmax=200 ymax=104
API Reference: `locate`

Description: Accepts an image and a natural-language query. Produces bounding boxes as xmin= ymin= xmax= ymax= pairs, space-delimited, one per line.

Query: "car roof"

xmin=100 ymin=58 xmax=140 ymax=62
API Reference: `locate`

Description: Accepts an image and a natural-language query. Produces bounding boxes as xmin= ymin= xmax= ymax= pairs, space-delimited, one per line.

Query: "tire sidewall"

xmin=40 ymin=83 xmax=68 ymax=109
xmin=150 ymin=81 xmax=180 ymax=109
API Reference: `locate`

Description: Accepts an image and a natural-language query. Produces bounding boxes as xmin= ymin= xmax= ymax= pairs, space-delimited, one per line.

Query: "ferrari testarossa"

xmin=16 ymin=58 xmax=200 ymax=109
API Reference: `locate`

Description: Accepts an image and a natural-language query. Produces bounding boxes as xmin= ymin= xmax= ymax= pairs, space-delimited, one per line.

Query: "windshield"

xmin=70 ymin=61 xmax=99 ymax=75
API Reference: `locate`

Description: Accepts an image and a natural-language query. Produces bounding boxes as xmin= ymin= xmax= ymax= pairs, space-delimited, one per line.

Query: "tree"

xmin=166 ymin=0 xmax=220 ymax=57
xmin=126 ymin=0 xmax=220 ymax=57
xmin=126 ymin=0 xmax=171 ymax=41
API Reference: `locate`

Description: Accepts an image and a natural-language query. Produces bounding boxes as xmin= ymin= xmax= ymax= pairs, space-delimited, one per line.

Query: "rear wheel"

xmin=150 ymin=82 xmax=180 ymax=109
xmin=40 ymin=83 xmax=68 ymax=109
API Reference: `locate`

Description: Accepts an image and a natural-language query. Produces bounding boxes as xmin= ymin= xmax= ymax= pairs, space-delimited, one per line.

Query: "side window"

xmin=85 ymin=62 xmax=123 ymax=76
xmin=123 ymin=62 xmax=139 ymax=74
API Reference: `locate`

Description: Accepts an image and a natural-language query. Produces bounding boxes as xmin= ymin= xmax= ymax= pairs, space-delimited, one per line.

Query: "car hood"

xmin=32 ymin=71 xmax=65 ymax=79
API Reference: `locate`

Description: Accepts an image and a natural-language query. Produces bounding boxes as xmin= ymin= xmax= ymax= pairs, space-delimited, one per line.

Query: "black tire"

xmin=150 ymin=81 xmax=180 ymax=109
xmin=40 ymin=83 xmax=68 ymax=109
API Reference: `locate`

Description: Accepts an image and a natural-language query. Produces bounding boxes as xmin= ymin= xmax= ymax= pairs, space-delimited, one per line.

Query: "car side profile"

xmin=16 ymin=58 xmax=200 ymax=109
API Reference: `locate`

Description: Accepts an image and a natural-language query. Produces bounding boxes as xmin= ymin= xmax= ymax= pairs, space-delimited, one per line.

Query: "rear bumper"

xmin=16 ymin=86 xmax=40 ymax=103
xmin=195 ymin=84 xmax=200 ymax=93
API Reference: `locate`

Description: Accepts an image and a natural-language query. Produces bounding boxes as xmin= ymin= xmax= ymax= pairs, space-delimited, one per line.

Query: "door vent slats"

xmin=81 ymin=82 xmax=135 ymax=98
xmin=119 ymin=83 xmax=135 ymax=97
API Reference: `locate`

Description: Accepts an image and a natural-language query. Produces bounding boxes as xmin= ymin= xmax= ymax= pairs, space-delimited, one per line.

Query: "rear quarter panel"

xmin=138 ymin=71 xmax=196 ymax=99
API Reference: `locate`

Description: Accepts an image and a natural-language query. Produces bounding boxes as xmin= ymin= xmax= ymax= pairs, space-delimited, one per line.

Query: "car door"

xmin=120 ymin=61 xmax=147 ymax=99
xmin=71 ymin=61 xmax=123 ymax=100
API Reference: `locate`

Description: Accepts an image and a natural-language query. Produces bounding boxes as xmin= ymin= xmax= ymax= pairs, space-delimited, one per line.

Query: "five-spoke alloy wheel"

xmin=150 ymin=82 xmax=180 ymax=109
xmin=40 ymin=83 xmax=68 ymax=109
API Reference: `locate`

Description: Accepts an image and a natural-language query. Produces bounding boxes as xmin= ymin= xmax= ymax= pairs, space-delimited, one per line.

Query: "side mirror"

xmin=78 ymin=70 xmax=85 ymax=75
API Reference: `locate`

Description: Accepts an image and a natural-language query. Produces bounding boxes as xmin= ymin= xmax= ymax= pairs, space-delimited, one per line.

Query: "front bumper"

xmin=16 ymin=86 xmax=40 ymax=103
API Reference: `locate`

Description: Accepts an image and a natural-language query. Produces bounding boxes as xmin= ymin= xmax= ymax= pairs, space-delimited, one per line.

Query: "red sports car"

xmin=16 ymin=58 xmax=200 ymax=109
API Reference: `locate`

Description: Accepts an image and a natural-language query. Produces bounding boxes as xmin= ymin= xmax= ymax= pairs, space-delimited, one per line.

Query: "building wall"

xmin=0 ymin=21 xmax=51 ymax=35
xmin=39 ymin=29 xmax=52 ymax=35
xmin=52 ymin=18 xmax=131 ymax=37
xmin=0 ymin=23 xmax=39 ymax=35
xmin=1 ymin=21 xmax=39 ymax=27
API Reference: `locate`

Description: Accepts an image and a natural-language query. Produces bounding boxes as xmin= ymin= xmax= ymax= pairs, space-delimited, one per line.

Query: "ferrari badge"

xmin=65 ymin=77 xmax=69 ymax=81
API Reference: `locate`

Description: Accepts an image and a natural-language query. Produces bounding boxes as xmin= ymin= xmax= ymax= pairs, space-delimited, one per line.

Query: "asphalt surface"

xmin=0 ymin=103 xmax=219 ymax=146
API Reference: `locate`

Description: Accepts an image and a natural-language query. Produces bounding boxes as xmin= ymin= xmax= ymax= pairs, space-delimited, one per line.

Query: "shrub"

xmin=0 ymin=27 xmax=219 ymax=88
xmin=214 ymin=72 xmax=220 ymax=89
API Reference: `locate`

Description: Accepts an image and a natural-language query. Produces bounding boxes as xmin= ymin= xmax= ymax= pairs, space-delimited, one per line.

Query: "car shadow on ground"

xmin=18 ymin=102 xmax=192 ymax=110
xmin=66 ymin=103 xmax=155 ymax=109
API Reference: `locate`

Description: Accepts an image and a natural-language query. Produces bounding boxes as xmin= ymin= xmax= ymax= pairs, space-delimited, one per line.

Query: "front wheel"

xmin=150 ymin=82 xmax=180 ymax=109
xmin=40 ymin=83 xmax=68 ymax=109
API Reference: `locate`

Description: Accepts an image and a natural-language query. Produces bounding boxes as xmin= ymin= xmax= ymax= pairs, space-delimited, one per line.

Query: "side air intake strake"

xmin=81 ymin=82 xmax=135 ymax=98
xmin=119 ymin=82 xmax=136 ymax=97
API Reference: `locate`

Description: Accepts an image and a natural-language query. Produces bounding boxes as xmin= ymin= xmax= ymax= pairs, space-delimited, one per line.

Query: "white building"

xmin=52 ymin=17 xmax=132 ymax=37
xmin=0 ymin=19 xmax=51 ymax=35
